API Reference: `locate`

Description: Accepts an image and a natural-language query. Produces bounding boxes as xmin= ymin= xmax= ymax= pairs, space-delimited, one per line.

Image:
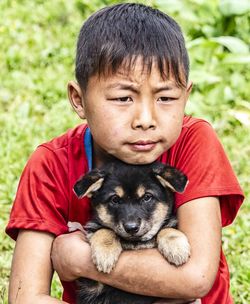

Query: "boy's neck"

xmin=92 ymin=141 xmax=117 ymax=168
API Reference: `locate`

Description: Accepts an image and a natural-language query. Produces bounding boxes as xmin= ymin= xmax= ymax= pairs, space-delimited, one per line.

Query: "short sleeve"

xmin=6 ymin=146 xmax=69 ymax=240
xmin=172 ymin=120 xmax=244 ymax=227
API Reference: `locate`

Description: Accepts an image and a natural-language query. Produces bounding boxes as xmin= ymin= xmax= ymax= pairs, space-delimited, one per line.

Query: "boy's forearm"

xmin=36 ymin=295 xmax=68 ymax=304
xmin=84 ymin=248 xmax=199 ymax=299
xmin=9 ymin=230 xmax=70 ymax=304
xmin=52 ymin=232 xmax=197 ymax=299
xmin=9 ymin=295 xmax=69 ymax=304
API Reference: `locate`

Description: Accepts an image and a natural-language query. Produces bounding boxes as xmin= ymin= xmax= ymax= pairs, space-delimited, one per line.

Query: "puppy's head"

xmin=74 ymin=162 xmax=188 ymax=241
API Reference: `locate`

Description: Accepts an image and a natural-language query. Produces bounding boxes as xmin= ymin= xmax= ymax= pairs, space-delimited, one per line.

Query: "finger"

xmin=67 ymin=221 xmax=86 ymax=233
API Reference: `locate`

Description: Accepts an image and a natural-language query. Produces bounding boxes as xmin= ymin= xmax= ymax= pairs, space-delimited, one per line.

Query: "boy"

xmin=6 ymin=3 xmax=243 ymax=304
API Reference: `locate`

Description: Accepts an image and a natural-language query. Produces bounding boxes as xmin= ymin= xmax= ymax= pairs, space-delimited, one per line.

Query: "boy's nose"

xmin=132 ymin=102 xmax=156 ymax=130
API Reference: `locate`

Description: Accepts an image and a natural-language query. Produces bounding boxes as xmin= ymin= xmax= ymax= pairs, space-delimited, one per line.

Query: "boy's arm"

xmin=9 ymin=230 xmax=68 ymax=304
xmin=52 ymin=196 xmax=221 ymax=299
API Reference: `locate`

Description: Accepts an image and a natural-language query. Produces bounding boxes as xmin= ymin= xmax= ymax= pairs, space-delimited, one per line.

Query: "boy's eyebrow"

xmin=106 ymin=83 xmax=177 ymax=93
xmin=106 ymin=83 xmax=139 ymax=93
xmin=152 ymin=85 xmax=177 ymax=93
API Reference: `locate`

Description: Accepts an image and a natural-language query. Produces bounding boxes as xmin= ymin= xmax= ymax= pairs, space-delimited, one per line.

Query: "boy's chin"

xmin=116 ymin=153 xmax=162 ymax=165
xmin=95 ymin=148 xmax=164 ymax=166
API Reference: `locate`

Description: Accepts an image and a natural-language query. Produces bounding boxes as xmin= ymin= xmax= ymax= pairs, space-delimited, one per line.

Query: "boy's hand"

xmin=51 ymin=230 xmax=91 ymax=281
xmin=67 ymin=221 xmax=86 ymax=233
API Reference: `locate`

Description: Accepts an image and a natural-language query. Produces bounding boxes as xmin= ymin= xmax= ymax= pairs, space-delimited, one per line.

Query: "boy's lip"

xmin=128 ymin=140 xmax=158 ymax=152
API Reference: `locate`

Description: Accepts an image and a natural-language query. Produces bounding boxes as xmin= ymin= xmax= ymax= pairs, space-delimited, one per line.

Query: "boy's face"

xmin=69 ymin=59 xmax=192 ymax=167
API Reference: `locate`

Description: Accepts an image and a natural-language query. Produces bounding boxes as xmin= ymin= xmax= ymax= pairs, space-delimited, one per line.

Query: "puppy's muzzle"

xmin=122 ymin=219 xmax=141 ymax=235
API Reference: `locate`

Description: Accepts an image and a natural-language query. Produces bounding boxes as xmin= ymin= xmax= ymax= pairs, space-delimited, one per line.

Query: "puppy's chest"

xmin=121 ymin=238 xmax=156 ymax=250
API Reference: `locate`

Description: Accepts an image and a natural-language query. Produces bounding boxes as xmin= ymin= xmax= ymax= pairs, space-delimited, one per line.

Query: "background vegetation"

xmin=0 ymin=0 xmax=249 ymax=303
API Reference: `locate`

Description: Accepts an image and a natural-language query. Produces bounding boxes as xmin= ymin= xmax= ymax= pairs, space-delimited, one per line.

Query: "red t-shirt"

xmin=6 ymin=116 xmax=244 ymax=303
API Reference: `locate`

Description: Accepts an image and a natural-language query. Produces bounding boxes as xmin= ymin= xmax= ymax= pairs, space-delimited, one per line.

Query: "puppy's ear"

xmin=73 ymin=169 xmax=106 ymax=198
xmin=152 ymin=163 xmax=188 ymax=193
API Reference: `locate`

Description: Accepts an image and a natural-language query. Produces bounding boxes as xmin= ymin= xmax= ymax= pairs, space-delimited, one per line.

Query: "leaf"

xmin=222 ymin=54 xmax=250 ymax=64
xmin=190 ymin=70 xmax=221 ymax=84
xmin=228 ymin=109 xmax=250 ymax=126
xmin=155 ymin=0 xmax=183 ymax=12
xmin=211 ymin=36 xmax=249 ymax=54
xmin=186 ymin=37 xmax=206 ymax=49
xmin=219 ymin=0 xmax=250 ymax=16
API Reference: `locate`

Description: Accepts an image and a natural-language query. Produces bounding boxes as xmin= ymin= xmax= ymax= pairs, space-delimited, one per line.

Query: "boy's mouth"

xmin=129 ymin=140 xmax=157 ymax=152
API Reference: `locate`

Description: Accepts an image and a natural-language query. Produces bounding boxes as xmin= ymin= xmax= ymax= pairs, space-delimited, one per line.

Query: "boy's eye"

xmin=141 ymin=193 xmax=153 ymax=203
xmin=157 ymin=97 xmax=174 ymax=103
xmin=112 ymin=97 xmax=133 ymax=103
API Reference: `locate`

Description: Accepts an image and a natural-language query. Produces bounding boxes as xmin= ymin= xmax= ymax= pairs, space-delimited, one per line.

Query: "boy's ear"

xmin=68 ymin=81 xmax=86 ymax=119
xmin=73 ymin=169 xmax=106 ymax=198
xmin=182 ymin=81 xmax=193 ymax=107
xmin=152 ymin=163 xmax=188 ymax=193
xmin=185 ymin=81 xmax=193 ymax=99
xmin=187 ymin=81 xmax=193 ymax=94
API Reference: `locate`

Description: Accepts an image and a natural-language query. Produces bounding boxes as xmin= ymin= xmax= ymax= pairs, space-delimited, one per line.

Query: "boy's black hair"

xmin=76 ymin=3 xmax=189 ymax=89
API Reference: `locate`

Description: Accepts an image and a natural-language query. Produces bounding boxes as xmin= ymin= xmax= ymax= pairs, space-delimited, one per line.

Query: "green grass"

xmin=0 ymin=0 xmax=249 ymax=303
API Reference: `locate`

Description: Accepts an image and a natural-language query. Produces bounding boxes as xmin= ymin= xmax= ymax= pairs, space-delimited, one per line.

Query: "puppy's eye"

xmin=142 ymin=193 xmax=153 ymax=203
xmin=110 ymin=195 xmax=120 ymax=204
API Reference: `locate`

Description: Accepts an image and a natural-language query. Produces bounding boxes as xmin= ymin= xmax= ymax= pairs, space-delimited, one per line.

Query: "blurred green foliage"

xmin=0 ymin=0 xmax=249 ymax=303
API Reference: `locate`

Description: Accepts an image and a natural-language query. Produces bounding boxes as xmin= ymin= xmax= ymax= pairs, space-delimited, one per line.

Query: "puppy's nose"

xmin=123 ymin=221 xmax=140 ymax=234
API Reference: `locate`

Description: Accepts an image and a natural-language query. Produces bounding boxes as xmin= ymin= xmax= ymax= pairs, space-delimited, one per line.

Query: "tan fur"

xmin=122 ymin=239 xmax=156 ymax=250
xmin=154 ymin=202 xmax=169 ymax=219
xmin=156 ymin=175 xmax=177 ymax=192
xmin=84 ymin=178 xmax=105 ymax=197
xmin=157 ymin=227 xmax=190 ymax=266
xmin=136 ymin=185 xmax=146 ymax=198
xmin=89 ymin=228 xmax=122 ymax=273
xmin=151 ymin=202 xmax=169 ymax=228
xmin=141 ymin=202 xmax=169 ymax=241
xmin=114 ymin=186 xmax=124 ymax=197
xmin=96 ymin=205 xmax=113 ymax=226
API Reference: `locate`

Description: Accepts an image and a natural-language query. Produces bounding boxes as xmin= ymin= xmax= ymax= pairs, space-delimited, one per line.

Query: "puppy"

xmin=73 ymin=161 xmax=190 ymax=304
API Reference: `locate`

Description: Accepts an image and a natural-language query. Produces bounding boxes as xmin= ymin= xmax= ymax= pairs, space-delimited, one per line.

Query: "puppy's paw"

xmin=92 ymin=245 xmax=122 ymax=273
xmin=157 ymin=228 xmax=190 ymax=266
xmin=90 ymin=229 xmax=122 ymax=273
